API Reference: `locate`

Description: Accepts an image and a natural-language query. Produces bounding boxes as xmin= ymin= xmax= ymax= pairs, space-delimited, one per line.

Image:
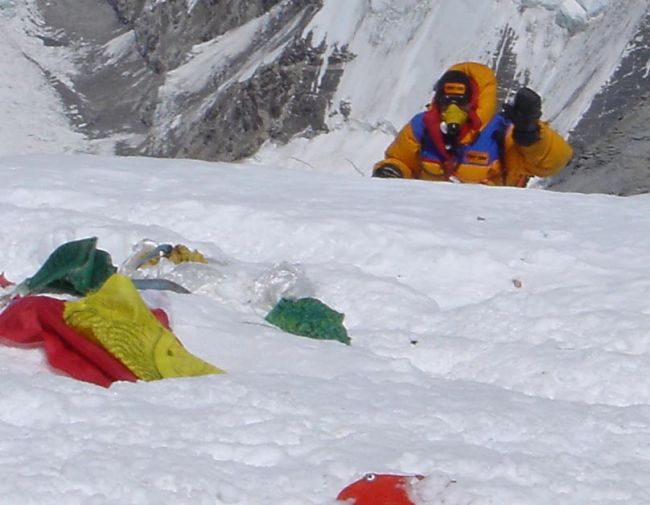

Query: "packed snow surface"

xmin=1 ymin=153 xmax=650 ymax=504
xmin=2 ymin=0 xmax=649 ymax=503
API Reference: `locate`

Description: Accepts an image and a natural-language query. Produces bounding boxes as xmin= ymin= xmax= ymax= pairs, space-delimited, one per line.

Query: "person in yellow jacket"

xmin=372 ymin=61 xmax=573 ymax=187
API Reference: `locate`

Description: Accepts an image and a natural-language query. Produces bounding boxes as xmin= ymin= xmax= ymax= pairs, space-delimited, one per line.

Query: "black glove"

xmin=504 ymin=87 xmax=542 ymax=146
xmin=373 ymin=165 xmax=403 ymax=178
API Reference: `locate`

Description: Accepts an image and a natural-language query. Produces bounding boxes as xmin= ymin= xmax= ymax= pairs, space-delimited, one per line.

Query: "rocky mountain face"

xmin=109 ymin=0 xmax=285 ymax=74
xmin=33 ymin=0 xmax=650 ymax=194
xmin=549 ymin=92 xmax=650 ymax=195
xmin=39 ymin=0 xmax=352 ymax=161
xmin=547 ymin=11 xmax=650 ymax=195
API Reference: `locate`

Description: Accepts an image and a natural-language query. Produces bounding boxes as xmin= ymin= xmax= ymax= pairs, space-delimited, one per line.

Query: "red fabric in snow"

xmin=0 ymin=296 xmax=173 ymax=387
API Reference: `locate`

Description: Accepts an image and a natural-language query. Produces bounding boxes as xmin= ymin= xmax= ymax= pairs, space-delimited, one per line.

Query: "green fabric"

xmin=265 ymin=297 xmax=350 ymax=345
xmin=25 ymin=237 xmax=117 ymax=296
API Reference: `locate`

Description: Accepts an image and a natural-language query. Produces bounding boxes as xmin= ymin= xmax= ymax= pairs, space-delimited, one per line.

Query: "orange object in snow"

xmin=336 ymin=473 xmax=424 ymax=505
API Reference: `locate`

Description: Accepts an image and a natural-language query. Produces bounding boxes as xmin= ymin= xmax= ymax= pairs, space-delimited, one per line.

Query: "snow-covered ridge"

xmin=2 ymin=153 xmax=650 ymax=503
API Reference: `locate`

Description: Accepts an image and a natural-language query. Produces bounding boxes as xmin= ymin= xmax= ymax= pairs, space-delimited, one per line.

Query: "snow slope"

xmin=1 ymin=153 xmax=650 ymax=504
xmin=0 ymin=1 xmax=87 ymax=156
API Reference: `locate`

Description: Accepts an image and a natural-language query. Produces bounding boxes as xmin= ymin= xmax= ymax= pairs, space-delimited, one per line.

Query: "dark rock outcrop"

xmin=170 ymin=37 xmax=353 ymax=161
xmin=491 ymin=24 xmax=521 ymax=105
xmin=547 ymin=91 xmax=650 ymax=195
xmin=106 ymin=0 xmax=146 ymax=25
xmin=113 ymin=0 xmax=287 ymax=73
xmin=547 ymin=10 xmax=650 ymax=195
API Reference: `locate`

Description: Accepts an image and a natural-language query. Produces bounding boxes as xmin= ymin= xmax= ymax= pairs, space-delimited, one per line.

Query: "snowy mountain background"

xmin=2 ymin=0 xmax=650 ymax=192
xmin=2 ymin=2 xmax=650 ymax=504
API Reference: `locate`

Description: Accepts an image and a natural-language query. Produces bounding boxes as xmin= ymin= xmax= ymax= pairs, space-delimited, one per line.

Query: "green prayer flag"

xmin=265 ymin=297 xmax=350 ymax=345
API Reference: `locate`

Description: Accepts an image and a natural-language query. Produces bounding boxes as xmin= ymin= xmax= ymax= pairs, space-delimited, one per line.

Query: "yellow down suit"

xmin=373 ymin=62 xmax=573 ymax=187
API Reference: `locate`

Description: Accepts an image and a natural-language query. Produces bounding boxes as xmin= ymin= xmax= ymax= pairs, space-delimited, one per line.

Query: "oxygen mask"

xmin=440 ymin=102 xmax=468 ymax=135
xmin=434 ymin=70 xmax=472 ymax=141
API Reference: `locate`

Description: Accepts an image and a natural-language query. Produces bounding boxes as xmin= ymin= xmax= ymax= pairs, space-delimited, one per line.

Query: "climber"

xmin=372 ymin=61 xmax=573 ymax=187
